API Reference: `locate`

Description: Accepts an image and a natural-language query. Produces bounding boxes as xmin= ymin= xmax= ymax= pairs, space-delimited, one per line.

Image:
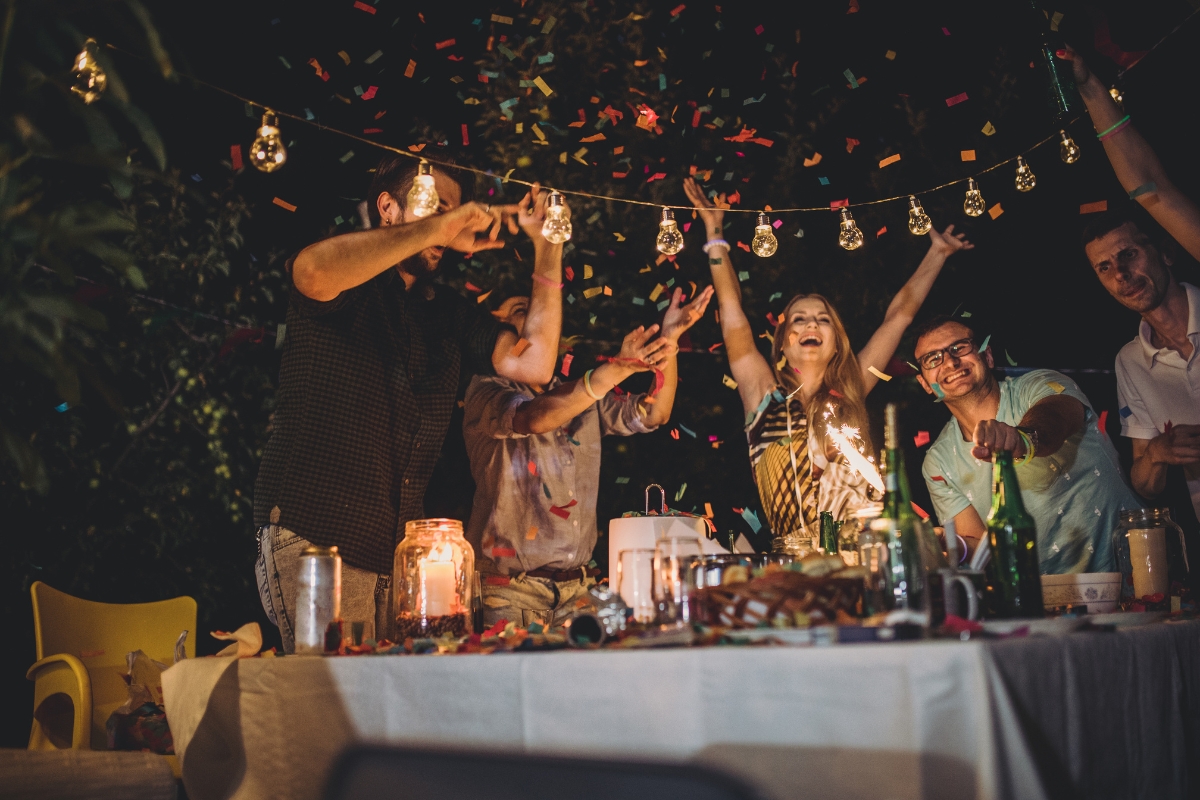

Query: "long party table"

xmin=162 ymin=619 xmax=1200 ymax=800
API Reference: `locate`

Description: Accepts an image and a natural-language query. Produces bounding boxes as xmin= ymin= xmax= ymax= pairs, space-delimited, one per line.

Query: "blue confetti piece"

xmin=304 ymin=108 xmax=314 ymax=120
xmin=543 ymin=482 xmax=552 ymax=499
xmin=978 ymin=334 xmax=991 ymax=353
xmin=677 ymin=423 xmax=696 ymax=438
xmin=632 ymin=297 xmax=646 ymax=306
xmin=657 ymin=299 xmax=670 ymax=311
xmin=843 ymin=68 xmax=857 ymax=87
xmin=537 ymin=53 xmax=554 ymax=64
xmin=567 ymin=435 xmax=581 ymax=445
xmin=737 ymin=271 xmax=750 ymax=281
xmin=768 ymin=292 xmax=782 ymax=302
xmin=54 ymin=402 xmax=69 ymax=413
xmin=659 ymin=73 xmax=667 ymax=90
xmin=740 ymin=508 xmax=763 ymax=533
xmin=818 ymin=177 xmax=830 ymax=186
xmin=743 ymin=93 xmax=766 ymax=105
xmin=1119 ymin=406 xmax=1133 ymax=418
xmin=1128 ymin=182 xmax=1157 ymax=199
xmin=931 ymin=382 xmax=945 ymax=403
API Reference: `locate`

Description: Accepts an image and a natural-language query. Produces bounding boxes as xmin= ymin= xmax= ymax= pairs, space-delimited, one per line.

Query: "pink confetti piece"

xmin=230 ymin=144 xmax=243 ymax=171
xmin=561 ymin=353 xmax=574 ymax=376
xmin=914 ymin=430 xmax=931 ymax=447
xmin=361 ymin=85 xmax=378 ymax=100
xmin=945 ymin=92 xmax=969 ymax=106
xmin=352 ymin=0 xmax=375 ymax=12
xmin=461 ymin=123 xmax=469 ymax=146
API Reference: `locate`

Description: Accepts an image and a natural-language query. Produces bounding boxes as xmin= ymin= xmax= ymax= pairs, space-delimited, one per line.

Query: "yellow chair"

xmin=27 ymin=581 xmax=196 ymax=775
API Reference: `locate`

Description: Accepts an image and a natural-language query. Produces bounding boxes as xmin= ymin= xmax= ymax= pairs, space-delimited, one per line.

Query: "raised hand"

xmin=1149 ymin=425 xmax=1200 ymax=466
xmin=661 ymin=285 xmax=715 ymax=343
xmin=971 ymin=419 xmax=1026 ymax=462
xmin=682 ymin=177 xmax=724 ymax=235
xmin=1055 ymin=44 xmax=1092 ymax=87
xmin=617 ymin=324 xmax=678 ymax=371
xmin=927 ymin=224 xmax=974 ymax=259
xmin=441 ymin=201 xmax=521 ymax=252
xmin=517 ymin=182 xmax=567 ymax=244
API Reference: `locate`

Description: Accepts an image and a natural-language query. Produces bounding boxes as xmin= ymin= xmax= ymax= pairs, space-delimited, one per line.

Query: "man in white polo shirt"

xmin=1061 ymin=46 xmax=1200 ymax=528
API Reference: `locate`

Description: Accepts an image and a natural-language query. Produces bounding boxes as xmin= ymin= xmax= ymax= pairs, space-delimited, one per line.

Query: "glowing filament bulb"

xmin=906 ymin=195 xmax=932 ymax=236
xmin=837 ymin=207 xmax=863 ymax=250
xmin=540 ymin=190 xmax=572 ymax=243
xmin=1059 ymin=130 xmax=1080 ymax=164
xmin=1014 ymin=155 xmax=1036 ymax=192
xmin=406 ymin=159 xmax=440 ymax=217
xmin=751 ymin=212 xmax=778 ymax=257
xmin=963 ymin=177 xmax=986 ymax=217
xmin=655 ymin=207 xmax=684 ymax=255
xmin=250 ymin=111 xmax=287 ymax=173
xmin=70 ymin=38 xmax=107 ymax=104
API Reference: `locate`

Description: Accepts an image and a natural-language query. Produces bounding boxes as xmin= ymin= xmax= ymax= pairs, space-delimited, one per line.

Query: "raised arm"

xmin=1060 ymin=46 xmax=1200 ymax=261
xmin=293 ymin=202 xmax=519 ymax=301
xmin=857 ymin=225 xmax=972 ymax=394
xmin=641 ymin=285 xmax=714 ymax=428
xmin=493 ymin=185 xmax=564 ymax=385
xmin=682 ymin=178 xmax=776 ymax=412
xmin=512 ymin=325 xmax=671 ymax=435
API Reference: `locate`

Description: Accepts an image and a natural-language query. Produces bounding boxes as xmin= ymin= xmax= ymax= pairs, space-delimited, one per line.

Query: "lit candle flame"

xmin=827 ymin=425 xmax=885 ymax=494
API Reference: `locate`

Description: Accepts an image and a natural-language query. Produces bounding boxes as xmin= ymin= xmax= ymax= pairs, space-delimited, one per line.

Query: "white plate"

xmin=1087 ymin=610 xmax=1167 ymax=628
xmin=981 ymin=617 xmax=1087 ymax=637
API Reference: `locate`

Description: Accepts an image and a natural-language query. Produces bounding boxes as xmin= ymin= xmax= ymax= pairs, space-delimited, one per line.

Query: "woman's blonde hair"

xmin=770 ymin=294 xmax=870 ymax=446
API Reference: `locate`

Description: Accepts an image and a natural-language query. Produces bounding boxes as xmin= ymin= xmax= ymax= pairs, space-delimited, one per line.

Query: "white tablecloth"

xmin=163 ymin=638 xmax=1046 ymax=800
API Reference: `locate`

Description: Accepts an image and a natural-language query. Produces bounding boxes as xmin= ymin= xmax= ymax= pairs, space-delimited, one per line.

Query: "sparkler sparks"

xmin=826 ymin=424 xmax=885 ymax=494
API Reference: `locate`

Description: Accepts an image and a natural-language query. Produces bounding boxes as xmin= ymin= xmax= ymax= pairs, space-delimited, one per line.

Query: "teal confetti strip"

xmin=720 ymin=88 xmax=730 ymax=98
xmin=586 ymin=211 xmax=602 ymax=224
xmin=657 ymin=299 xmax=670 ymax=311
xmin=497 ymin=44 xmax=517 ymax=61
xmin=304 ymin=108 xmax=314 ymax=120
xmin=675 ymin=483 xmax=687 ymax=501
xmin=615 ymin=477 xmax=630 ymax=484
xmin=278 ymin=56 xmax=292 ymax=69
xmin=666 ymin=278 xmax=676 ymax=287
xmin=843 ymin=68 xmax=857 ymax=86
xmin=365 ymin=50 xmax=383 ymax=64
xmin=794 ymin=228 xmax=804 ymax=238
xmin=567 ymin=294 xmax=575 ymax=304
xmin=480 ymin=69 xmax=500 ymax=78
xmin=339 ymin=150 xmax=355 ymax=163
xmin=55 ymin=402 xmax=69 ymax=412
xmin=769 ymin=292 xmax=782 ymax=302
xmin=543 ymin=482 xmax=552 ymax=499
xmin=537 ymin=53 xmax=554 ymax=64
xmin=632 ymin=297 xmax=645 ymax=306
xmin=1005 ymin=350 xmax=1018 ymax=366
xmin=960 ymin=311 xmax=972 ymax=318
xmin=678 ymin=423 xmax=696 ymax=438
xmin=541 ymin=15 xmax=556 ymax=33
xmin=567 ymin=435 xmax=581 ymax=445
xmin=354 ymin=85 xmax=364 ymax=96
xmin=710 ymin=258 xmax=722 ymax=265
xmin=659 ymin=73 xmax=667 ymax=90
xmin=818 ymin=177 xmax=830 ymax=185
xmin=744 ymin=94 xmax=766 ymax=105
xmin=978 ymin=334 xmax=991 ymax=352
xmin=1128 ymin=182 xmax=1157 ymax=199
xmin=737 ymin=271 xmax=750 ymax=281
xmin=740 ymin=508 xmax=763 ymax=533
xmin=931 ymin=382 xmax=946 ymax=403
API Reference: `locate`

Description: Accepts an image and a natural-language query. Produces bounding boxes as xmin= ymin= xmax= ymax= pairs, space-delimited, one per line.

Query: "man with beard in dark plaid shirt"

xmin=254 ymin=155 xmax=565 ymax=651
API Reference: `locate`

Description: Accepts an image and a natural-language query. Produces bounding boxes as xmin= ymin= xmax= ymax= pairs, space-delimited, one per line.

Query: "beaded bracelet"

xmin=532 ymin=272 xmax=564 ymax=289
xmin=702 ymin=238 xmax=731 ymax=254
xmin=582 ymin=369 xmax=604 ymax=401
xmin=1096 ymin=115 xmax=1131 ymax=141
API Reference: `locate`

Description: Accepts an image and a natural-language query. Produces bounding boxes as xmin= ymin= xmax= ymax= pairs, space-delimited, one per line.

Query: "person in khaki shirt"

xmin=463 ymin=287 xmax=712 ymax=628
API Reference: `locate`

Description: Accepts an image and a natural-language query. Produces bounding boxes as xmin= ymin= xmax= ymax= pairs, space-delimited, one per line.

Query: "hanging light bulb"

xmin=70 ymin=38 xmax=107 ymax=104
xmin=1059 ymin=129 xmax=1081 ymax=164
xmin=405 ymin=159 xmax=440 ymax=217
xmin=1014 ymin=156 xmax=1037 ymax=192
xmin=655 ymin=207 xmax=684 ymax=255
xmin=249 ymin=111 xmax=287 ymax=173
xmin=751 ymin=212 xmax=778 ymax=257
xmin=540 ymin=190 xmax=572 ymax=243
xmin=906 ymin=195 xmax=932 ymax=236
xmin=963 ymin=178 xmax=986 ymax=217
xmin=837 ymin=208 xmax=864 ymax=250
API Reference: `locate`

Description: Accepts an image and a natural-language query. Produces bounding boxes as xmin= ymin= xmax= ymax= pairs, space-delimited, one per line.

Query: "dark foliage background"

xmin=3 ymin=0 xmax=1199 ymax=746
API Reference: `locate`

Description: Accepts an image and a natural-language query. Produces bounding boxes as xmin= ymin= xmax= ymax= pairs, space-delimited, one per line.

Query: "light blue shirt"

xmin=921 ymin=370 xmax=1141 ymax=574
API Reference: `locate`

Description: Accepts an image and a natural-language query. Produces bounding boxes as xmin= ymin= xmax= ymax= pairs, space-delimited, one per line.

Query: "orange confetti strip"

xmin=435 ymin=38 xmax=456 ymax=50
xmin=961 ymin=150 xmax=977 ymax=161
xmin=476 ymin=290 xmax=493 ymax=303
xmin=579 ymin=133 xmax=607 ymax=142
xmin=527 ymin=460 xmax=537 ymax=475
xmin=404 ymin=59 xmax=416 ymax=78
xmin=512 ymin=337 xmax=531 ymax=356
xmin=845 ymin=137 xmax=860 ymax=153
xmin=878 ymin=154 xmax=901 ymax=168
xmin=988 ymin=203 xmax=1004 ymax=219
xmin=272 ymin=197 xmax=297 ymax=212
xmin=1080 ymin=200 xmax=1108 ymax=214
xmin=802 ymin=152 xmax=822 ymax=167
xmin=525 ymin=526 xmax=538 ymax=540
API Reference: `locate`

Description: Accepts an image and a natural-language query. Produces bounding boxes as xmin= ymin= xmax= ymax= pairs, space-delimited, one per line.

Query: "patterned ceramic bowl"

xmin=1041 ymin=572 xmax=1122 ymax=613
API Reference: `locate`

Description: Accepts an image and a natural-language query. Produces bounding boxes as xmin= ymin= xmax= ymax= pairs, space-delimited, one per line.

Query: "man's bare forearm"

xmin=643 ymin=354 xmax=678 ymax=428
xmin=512 ymin=361 xmax=632 ymax=435
xmin=292 ymin=215 xmax=447 ymax=301
xmin=1018 ymin=395 xmax=1086 ymax=458
xmin=496 ymin=242 xmax=562 ymax=384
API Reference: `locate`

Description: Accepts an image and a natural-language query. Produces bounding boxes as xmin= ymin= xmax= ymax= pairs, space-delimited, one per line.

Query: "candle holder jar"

xmin=1113 ymin=508 xmax=1191 ymax=612
xmin=393 ymin=518 xmax=474 ymax=640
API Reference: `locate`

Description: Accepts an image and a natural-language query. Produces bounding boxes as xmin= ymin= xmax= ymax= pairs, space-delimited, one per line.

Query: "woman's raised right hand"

xmin=683 ymin=177 xmax=725 ymax=237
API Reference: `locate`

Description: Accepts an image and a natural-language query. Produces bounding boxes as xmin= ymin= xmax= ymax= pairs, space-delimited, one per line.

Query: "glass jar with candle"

xmin=393 ymin=518 xmax=474 ymax=640
xmin=1113 ymin=508 xmax=1191 ymax=612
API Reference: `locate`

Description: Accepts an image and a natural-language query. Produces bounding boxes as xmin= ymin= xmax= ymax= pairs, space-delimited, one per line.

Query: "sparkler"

xmin=826 ymin=424 xmax=885 ymax=494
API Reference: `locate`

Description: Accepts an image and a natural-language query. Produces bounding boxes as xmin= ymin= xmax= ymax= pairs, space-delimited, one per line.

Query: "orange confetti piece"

xmin=803 ymin=152 xmax=822 ymax=167
xmin=1080 ymin=200 xmax=1108 ymax=214
xmin=476 ymin=290 xmax=493 ymax=303
xmin=602 ymin=286 xmax=612 ymax=296
xmin=878 ymin=154 xmax=901 ymax=168
xmin=961 ymin=150 xmax=977 ymax=161
xmin=634 ymin=59 xmax=650 ymax=66
xmin=579 ymin=133 xmax=607 ymax=142
xmin=512 ymin=337 xmax=531 ymax=356
xmin=988 ymin=203 xmax=1004 ymax=219
xmin=845 ymin=137 xmax=860 ymax=153
xmin=704 ymin=503 xmax=714 ymax=518
xmin=525 ymin=526 xmax=538 ymax=540
xmin=404 ymin=59 xmax=416 ymax=78
xmin=527 ymin=460 xmax=537 ymax=475
xmin=435 ymin=38 xmax=457 ymax=50
xmin=272 ymin=197 xmax=297 ymax=212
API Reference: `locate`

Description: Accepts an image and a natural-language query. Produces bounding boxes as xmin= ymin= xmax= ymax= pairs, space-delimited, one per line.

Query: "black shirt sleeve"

xmin=286 ymin=253 xmax=364 ymax=318
xmin=448 ymin=290 xmax=513 ymax=377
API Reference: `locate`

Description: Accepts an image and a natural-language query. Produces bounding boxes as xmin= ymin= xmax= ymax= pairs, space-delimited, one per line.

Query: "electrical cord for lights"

xmin=103 ymin=41 xmax=1083 ymax=214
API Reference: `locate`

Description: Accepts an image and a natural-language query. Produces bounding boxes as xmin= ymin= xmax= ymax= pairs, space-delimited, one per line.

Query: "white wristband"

xmin=702 ymin=238 xmax=731 ymax=254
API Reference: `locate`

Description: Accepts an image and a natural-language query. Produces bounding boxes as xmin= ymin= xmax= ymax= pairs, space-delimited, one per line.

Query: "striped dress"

xmin=746 ymin=389 xmax=876 ymax=554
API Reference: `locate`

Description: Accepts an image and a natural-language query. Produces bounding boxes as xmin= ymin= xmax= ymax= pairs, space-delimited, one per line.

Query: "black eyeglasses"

xmin=916 ymin=338 xmax=976 ymax=371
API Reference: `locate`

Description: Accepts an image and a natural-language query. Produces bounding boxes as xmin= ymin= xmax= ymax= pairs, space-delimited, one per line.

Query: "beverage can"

xmin=294 ymin=545 xmax=341 ymax=654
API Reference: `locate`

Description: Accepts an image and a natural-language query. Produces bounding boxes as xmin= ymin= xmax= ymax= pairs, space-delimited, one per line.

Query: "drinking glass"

xmin=616 ymin=549 xmax=657 ymax=623
xmin=653 ymin=537 xmax=704 ymax=625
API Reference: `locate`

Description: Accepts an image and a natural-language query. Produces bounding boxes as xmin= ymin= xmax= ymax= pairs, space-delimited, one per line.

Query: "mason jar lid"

xmin=300 ymin=545 xmax=339 ymax=557
xmin=1118 ymin=508 xmax=1172 ymax=523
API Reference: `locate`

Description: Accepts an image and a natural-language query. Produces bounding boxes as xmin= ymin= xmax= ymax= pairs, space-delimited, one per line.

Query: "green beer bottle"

xmin=1030 ymin=0 xmax=1083 ymax=122
xmin=819 ymin=511 xmax=837 ymax=556
xmin=983 ymin=451 xmax=1044 ymax=618
xmin=881 ymin=404 xmax=925 ymax=610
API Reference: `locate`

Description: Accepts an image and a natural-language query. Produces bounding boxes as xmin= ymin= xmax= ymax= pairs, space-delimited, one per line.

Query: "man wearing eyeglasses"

xmin=911 ymin=316 xmax=1140 ymax=573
